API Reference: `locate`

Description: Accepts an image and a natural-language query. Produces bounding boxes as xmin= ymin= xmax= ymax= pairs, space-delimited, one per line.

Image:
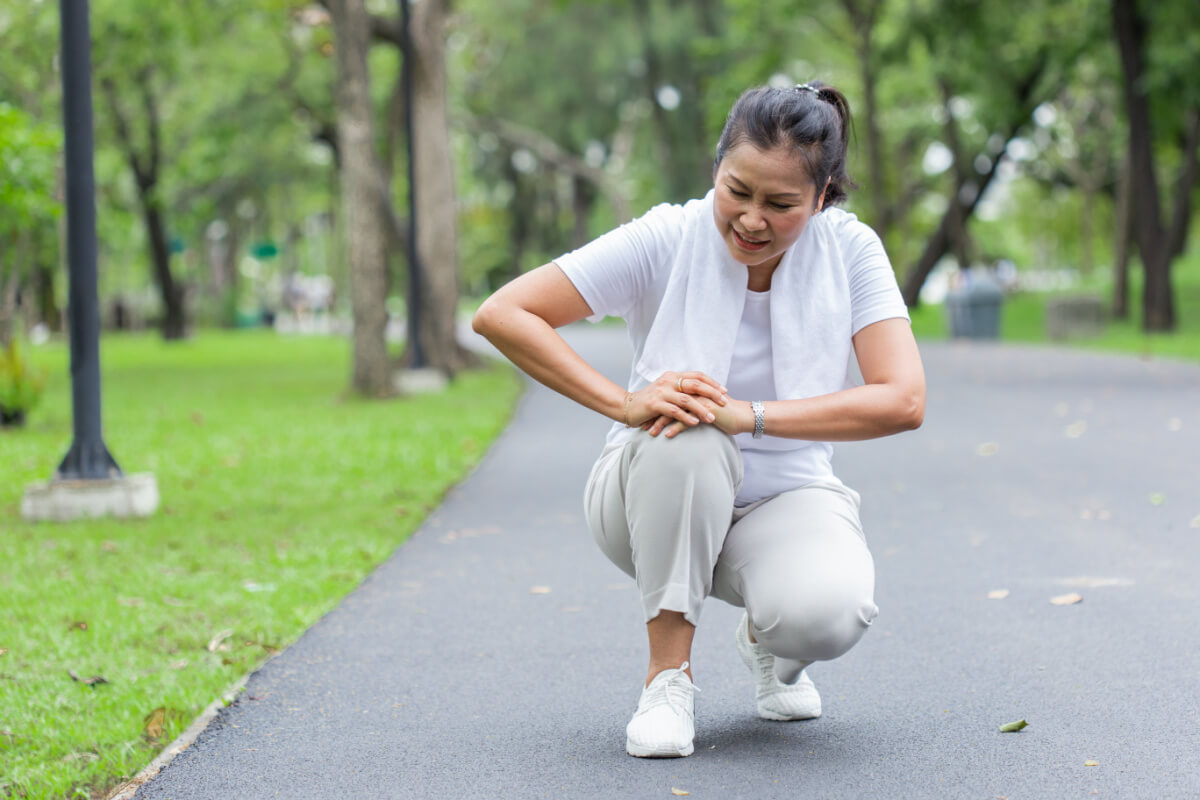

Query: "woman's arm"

xmin=472 ymin=263 xmax=727 ymax=427
xmin=650 ymin=318 xmax=925 ymax=440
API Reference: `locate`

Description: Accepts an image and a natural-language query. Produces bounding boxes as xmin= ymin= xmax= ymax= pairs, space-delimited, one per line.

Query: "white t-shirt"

xmin=556 ymin=197 xmax=909 ymax=505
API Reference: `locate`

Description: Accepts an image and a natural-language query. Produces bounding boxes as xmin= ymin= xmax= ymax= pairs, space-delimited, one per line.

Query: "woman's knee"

xmin=752 ymin=588 xmax=878 ymax=662
xmin=627 ymin=424 xmax=741 ymax=491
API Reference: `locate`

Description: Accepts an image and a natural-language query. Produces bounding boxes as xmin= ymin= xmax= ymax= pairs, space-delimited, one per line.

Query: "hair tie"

xmin=795 ymin=83 xmax=820 ymax=96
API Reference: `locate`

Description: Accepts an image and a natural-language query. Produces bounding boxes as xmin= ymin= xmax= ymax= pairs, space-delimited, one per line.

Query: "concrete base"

xmin=21 ymin=472 xmax=160 ymax=522
xmin=393 ymin=367 xmax=449 ymax=395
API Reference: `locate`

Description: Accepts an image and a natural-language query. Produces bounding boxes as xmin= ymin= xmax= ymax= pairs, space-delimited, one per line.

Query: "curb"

xmin=104 ymin=670 xmax=255 ymax=800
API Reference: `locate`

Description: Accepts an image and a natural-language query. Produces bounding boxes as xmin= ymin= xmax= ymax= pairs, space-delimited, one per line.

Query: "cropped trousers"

xmin=583 ymin=424 xmax=878 ymax=682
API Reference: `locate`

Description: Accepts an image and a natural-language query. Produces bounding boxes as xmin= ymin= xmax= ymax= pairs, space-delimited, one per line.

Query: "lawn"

xmin=0 ymin=329 xmax=522 ymax=800
xmin=909 ymin=248 xmax=1200 ymax=362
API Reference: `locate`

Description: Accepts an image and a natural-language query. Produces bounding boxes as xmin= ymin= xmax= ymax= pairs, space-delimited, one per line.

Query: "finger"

xmin=679 ymin=373 xmax=729 ymax=405
xmin=682 ymin=371 xmax=728 ymax=395
xmin=647 ymin=414 xmax=671 ymax=436
xmin=676 ymin=393 xmax=715 ymax=423
xmin=663 ymin=420 xmax=688 ymax=439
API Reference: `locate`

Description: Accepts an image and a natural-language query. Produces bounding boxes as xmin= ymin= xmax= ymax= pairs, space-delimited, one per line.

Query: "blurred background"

xmin=1 ymin=0 xmax=1196 ymax=374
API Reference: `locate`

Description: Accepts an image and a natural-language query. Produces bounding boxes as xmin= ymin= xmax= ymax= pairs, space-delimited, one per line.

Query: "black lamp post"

xmin=56 ymin=0 xmax=120 ymax=481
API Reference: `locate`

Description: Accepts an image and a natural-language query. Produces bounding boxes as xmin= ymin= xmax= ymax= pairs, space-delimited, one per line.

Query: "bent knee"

xmin=753 ymin=594 xmax=878 ymax=662
xmin=630 ymin=424 xmax=740 ymax=483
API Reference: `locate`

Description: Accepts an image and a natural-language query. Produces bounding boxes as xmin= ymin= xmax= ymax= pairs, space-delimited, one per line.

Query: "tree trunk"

xmin=411 ymin=0 xmax=473 ymax=373
xmin=1111 ymin=147 xmax=1133 ymax=319
xmin=140 ymin=190 xmax=186 ymax=339
xmin=1112 ymin=0 xmax=1173 ymax=331
xmin=330 ymin=0 xmax=393 ymax=396
xmin=1167 ymin=107 xmax=1200 ymax=261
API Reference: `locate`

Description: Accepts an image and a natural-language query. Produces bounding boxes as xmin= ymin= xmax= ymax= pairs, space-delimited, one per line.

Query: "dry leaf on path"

xmin=67 ymin=669 xmax=109 ymax=686
xmin=1167 ymin=417 xmax=1183 ymax=432
xmin=999 ymin=719 xmax=1028 ymax=732
xmin=529 ymin=586 xmax=552 ymax=595
xmin=987 ymin=589 xmax=1010 ymax=600
xmin=1065 ymin=421 xmax=1087 ymax=438
xmin=1085 ymin=760 xmax=1100 ymax=767
xmin=1191 ymin=515 xmax=1200 ymax=529
xmin=1149 ymin=493 xmax=1166 ymax=506
xmin=976 ymin=442 xmax=1000 ymax=457
xmin=207 ymin=629 xmax=234 ymax=652
xmin=1050 ymin=592 xmax=1083 ymax=605
xmin=670 ymin=790 xmax=690 ymax=796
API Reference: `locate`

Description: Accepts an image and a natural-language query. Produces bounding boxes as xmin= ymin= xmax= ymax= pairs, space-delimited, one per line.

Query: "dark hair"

xmin=714 ymin=82 xmax=856 ymax=207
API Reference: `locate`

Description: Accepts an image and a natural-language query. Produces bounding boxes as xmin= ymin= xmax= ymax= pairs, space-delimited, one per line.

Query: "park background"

xmin=1 ymin=0 xmax=1197 ymax=797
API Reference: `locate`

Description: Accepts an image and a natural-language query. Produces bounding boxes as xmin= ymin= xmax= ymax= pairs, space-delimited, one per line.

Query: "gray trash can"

xmin=945 ymin=272 xmax=1004 ymax=339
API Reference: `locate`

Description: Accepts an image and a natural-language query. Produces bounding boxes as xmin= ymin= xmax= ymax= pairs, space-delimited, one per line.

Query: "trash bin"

xmin=945 ymin=271 xmax=1004 ymax=339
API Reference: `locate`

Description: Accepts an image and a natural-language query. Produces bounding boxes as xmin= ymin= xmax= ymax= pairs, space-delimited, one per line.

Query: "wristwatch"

xmin=751 ymin=400 xmax=765 ymax=439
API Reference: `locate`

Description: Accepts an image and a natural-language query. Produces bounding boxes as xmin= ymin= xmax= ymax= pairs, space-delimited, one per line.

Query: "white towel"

xmin=634 ymin=190 xmax=852 ymax=400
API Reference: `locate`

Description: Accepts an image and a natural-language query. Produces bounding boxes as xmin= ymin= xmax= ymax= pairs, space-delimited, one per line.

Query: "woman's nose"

xmin=741 ymin=209 xmax=766 ymax=231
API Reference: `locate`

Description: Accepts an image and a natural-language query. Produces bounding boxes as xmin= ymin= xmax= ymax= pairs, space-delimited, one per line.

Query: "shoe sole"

xmin=626 ymin=738 xmax=694 ymax=758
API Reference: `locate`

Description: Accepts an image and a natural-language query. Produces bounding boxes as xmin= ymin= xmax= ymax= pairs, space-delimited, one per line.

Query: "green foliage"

xmin=0 ymin=339 xmax=48 ymax=422
xmin=0 ymin=330 xmax=522 ymax=799
xmin=0 ymin=102 xmax=61 ymax=233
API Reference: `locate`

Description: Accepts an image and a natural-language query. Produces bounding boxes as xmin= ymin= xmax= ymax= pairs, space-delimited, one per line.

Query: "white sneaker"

xmin=735 ymin=612 xmax=822 ymax=721
xmin=625 ymin=662 xmax=698 ymax=757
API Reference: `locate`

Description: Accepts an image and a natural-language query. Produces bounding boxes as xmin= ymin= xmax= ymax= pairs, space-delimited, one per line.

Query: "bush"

xmin=0 ymin=339 xmax=47 ymax=427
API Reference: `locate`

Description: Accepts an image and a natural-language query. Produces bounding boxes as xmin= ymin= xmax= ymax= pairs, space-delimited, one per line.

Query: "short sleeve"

xmin=554 ymin=202 xmax=685 ymax=322
xmin=841 ymin=218 xmax=911 ymax=335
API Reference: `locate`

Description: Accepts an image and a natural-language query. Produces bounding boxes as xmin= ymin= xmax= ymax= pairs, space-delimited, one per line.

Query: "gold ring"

xmin=676 ymin=377 xmax=684 ymax=392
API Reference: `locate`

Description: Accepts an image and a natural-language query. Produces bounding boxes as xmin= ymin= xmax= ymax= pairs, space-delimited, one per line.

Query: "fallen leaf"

xmin=528 ymin=586 xmax=552 ymax=595
xmin=1149 ymin=493 xmax=1166 ymax=506
xmin=1191 ymin=515 xmax=1200 ymax=529
xmin=60 ymin=751 xmax=99 ymax=764
xmin=1065 ymin=421 xmax=1087 ymax=438
xmin=66 ymin=669 xmax=109 ymax=686
xmin=1167 ymin=417 xmax=1183 ymax=432
xmin=999 ymin=719 xmax=1028 ymax=732
xmin=1056 ymin=577 xmax=1133 ymax=589
xmin=976 ymin=442 xmax=1000 ymax=457
xmin=1050 ymin=592 xmax=1083 ymax=606
xmin=0 ymin=648 xmax=7 ymax=657
xmin=169 ymin=659 xmax=189 ymax=670
xmin=1098 ymin=510 xmax=1112 ymax=521
xmin=71 ymin=621 xmax=88 ymax=632
xmin=100 ymin=540 xmax=119 ymax=553
xmin=671 ymin=790 xmax=690 ymax=796
xmin=1085 ymin=760 xmax=1099 ymax=767
xmin=207 ymin=629 xmax=234 ymax=652
xmin=562 ymin=606 xmax=583 ymax=613
xmin=987 ymin=589 xmax=1010 ymax=600
xmin=1054 ymin=402 xmax=1069 ymax=417
xmin=144 ymin=707 xmax=166 ymax=740
xmin=1080 ymin=509 xmax=1093 ymax=520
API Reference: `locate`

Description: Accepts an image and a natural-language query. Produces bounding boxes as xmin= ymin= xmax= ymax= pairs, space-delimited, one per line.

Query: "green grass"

xmin=0 ymin=330 xmax=522 ymax=800
xmin=910 ymin=248 xmax=1200 ymax=362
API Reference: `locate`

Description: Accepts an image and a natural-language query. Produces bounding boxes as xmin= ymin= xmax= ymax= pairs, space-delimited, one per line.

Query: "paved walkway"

xmin=132 ymin=325 xmax=1200 ymax=799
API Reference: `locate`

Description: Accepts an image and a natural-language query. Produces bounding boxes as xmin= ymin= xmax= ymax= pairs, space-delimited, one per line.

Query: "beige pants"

xmin=584 ymin=424 xmax=878 ymax=681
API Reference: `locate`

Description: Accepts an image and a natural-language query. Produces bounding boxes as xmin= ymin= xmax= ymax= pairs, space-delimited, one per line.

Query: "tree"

xmin=1111 ymin=0 xmax=1200 ymax=332
xmin=328 ymin=0 xmax=393 ymax=395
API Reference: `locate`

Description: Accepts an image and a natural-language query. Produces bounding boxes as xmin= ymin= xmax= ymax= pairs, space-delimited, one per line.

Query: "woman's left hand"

xmin=644 ymin=395 xmax=750 ymax=439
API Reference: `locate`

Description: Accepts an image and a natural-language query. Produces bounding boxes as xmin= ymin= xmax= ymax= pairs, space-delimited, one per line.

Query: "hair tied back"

xmin=795 ymin=83 xmax=820 ymax=96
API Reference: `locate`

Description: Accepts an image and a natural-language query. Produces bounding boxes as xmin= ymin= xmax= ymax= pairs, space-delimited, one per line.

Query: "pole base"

xmin=56 ymin=438 xmax=122 ymax=481
xmin=21 ymin=472 xmax=159 ymax=522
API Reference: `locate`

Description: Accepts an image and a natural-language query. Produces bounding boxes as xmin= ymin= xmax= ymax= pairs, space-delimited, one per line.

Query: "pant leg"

xmin=583 ymin=424 xmax=743 ymax=626
xmin=711 ymin=481 xmax=878 ymax=682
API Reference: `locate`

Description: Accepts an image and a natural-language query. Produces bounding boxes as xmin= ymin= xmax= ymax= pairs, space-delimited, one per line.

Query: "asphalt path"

xmin=133 ymin=324 xmax=1200 ymax=799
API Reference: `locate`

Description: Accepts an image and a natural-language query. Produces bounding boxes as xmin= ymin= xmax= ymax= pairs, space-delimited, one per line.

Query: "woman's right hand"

xmin=625 ymin=371 xmax=728 ymax=429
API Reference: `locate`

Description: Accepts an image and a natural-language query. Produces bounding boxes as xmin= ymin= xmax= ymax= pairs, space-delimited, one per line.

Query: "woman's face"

xmin=712 ymin=142 xmax=826 ymax=274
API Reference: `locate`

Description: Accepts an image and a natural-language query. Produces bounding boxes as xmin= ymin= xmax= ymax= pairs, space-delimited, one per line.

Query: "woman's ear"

xmin=815 ymin=177 xmax=831 ymax=212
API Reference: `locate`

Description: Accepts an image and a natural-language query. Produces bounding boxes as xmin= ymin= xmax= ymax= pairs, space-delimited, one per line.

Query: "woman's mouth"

xmin=733 ymin=228 xmax=769 ymax=251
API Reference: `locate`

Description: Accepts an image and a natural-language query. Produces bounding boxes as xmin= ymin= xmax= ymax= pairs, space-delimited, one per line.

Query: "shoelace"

xmin=744 ymin=624 xmax=784 ymax=689
xmin=640 ymin=662 xmax=700 ymax=717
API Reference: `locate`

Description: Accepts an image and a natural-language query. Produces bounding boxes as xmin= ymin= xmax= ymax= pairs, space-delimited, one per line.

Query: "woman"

xmin=473 ymin=82 xmax=926 ymax=758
